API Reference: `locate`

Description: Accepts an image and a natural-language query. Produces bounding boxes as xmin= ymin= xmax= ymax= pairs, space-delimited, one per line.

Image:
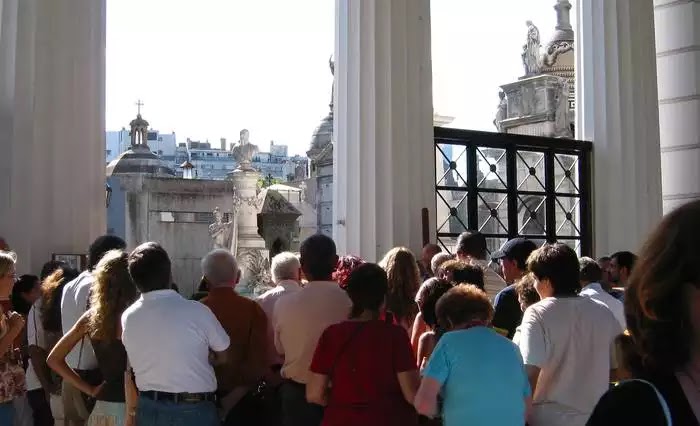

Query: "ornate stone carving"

xmin=542 ymin=41 xmax=574 ymax=68
xmin=493 ymin=91 xmax=508 ymax=132
xmin=522 ymin=21 xmax=542 ymax=77
xmin=208 ymin=207 xmax=233 ymax=250
xmin=554 ymin=79 xmax=572 ymax=138
xmin=237 ymin=248 xmax=272 ymax=295
xmin=231 ymin=129 xmax=260 ymax=171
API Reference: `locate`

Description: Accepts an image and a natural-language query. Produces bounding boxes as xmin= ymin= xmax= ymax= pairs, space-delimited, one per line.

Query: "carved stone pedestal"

xmin=229 ymin=169 xmax=268 ymax=295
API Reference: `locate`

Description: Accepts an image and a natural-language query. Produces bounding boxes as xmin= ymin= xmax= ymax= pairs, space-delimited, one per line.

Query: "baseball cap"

xmin=491 ymin=238 xmax=538 ymax=265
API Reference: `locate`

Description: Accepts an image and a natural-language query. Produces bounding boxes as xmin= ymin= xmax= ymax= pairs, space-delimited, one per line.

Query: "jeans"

xmin=279 ymin=380 xmax=324 ymax=426
xmin=136 ymin=396 xmax=219 ymax=426
xmin=0 ymin=401 xmax=14 ymax=425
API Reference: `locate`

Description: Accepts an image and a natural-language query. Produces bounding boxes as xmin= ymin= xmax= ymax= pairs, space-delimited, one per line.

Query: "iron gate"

xmin=434 ymin=127 xmax=593 ymax=257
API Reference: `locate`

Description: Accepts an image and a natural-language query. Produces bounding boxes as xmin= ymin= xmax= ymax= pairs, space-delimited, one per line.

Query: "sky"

xmin=106 ymin=0 xmax=573 ymax=156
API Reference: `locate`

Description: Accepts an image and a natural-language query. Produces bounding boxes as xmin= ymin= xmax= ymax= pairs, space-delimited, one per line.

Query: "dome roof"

xmin=307 ymin=112 xmax=333 ymax=159
xmin=106 ymin=145 xmax=175 ymax=177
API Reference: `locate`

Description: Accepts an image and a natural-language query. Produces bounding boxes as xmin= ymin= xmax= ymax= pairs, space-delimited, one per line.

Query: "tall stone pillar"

xmin=0 ymin=0 xmax=106 ymax=273
xmin=334 ymin=0 xmax=435 ymax=261
xmin=654 ymin=0 xmax=700 ymax=212
xmin=575 ymin=0 xmax=663 ymax=256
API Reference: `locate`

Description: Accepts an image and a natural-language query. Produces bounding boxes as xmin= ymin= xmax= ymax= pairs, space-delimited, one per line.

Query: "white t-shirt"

xmin=518 ymin=296 xmax=622 ymax=426
xmin=121 ymin=289 xmax=230 ymax=393
xmin=26 ymin=301 xmax=46 ymax=391
xmin=579 ymin=283 xmax=626 ymax=330
xmin=60 ymin=271 xmax=98 ymax=369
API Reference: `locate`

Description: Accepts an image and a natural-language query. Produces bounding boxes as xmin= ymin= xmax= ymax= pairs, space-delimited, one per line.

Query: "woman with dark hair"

xmin=414 ymin=284 xmax=530 ymax=425
xmin=307 ymin=263 xmax=419 ymax=426
xmin=379 ymin=248 xmax=421 ymax=332
xmin=48 ymin=251 xmax=137 ymax=426
xmin=587 ymin=201 xmax=700 ymax=425
xmin=414 ymin=278 xmax=453 ymax=369
xmin=26 ymin=264 xmax=78 ymax=426
xmin=11 ymin=275 xmax=41 ymax=317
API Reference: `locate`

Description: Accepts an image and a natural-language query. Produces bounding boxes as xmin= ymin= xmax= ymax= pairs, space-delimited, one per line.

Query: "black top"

xmin=90 ymin=338 xmax=128 ymax=403
xmin=587 ymin=374 xmax=698 ymax=426
xmin=491 ymin=285 xmax=522 ymax=339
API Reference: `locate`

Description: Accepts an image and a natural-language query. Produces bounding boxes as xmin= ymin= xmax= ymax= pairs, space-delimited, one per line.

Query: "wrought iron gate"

xmin=434 ymin=127 xmax=593 ymax=257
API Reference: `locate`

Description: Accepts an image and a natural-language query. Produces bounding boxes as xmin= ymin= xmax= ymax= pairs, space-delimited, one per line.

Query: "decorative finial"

xmin=135 ymin=99 xmax=144 ymax=116
xmin=554 ymin=0 xmax=573 ymax=32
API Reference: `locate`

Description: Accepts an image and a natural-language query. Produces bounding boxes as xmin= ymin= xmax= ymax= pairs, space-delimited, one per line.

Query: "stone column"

xmin=334 ymin=0 xmax=435 ymax=261
xmin=0 ymin=0 xmax=106 ymax=273
xmin=654 ymin=0 xmax=700 ymax=212
xmin=575 ymin=0 xmax=663 ymax=256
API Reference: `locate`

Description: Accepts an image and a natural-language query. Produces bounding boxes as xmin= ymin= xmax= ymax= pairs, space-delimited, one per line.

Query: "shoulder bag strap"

xmin=76 ymin=289 xmax=92 ymax=370
xmin=625 ymin=379 xmax=673 ymax=426
xmin=329 ymin=322 xmax=367 ymax=378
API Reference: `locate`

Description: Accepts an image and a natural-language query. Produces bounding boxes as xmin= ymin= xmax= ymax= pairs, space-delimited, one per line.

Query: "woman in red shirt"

xmin=307 ymin=263 xmax=420 ymax=426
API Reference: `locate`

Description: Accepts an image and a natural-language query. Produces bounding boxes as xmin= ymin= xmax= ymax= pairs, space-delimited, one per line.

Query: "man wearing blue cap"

xmin=490 ymin=238 xmax=538 ymax=339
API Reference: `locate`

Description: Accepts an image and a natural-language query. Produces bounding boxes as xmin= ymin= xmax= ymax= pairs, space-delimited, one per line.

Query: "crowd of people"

xmin=0 ymin=200 xmax=698 ymax=426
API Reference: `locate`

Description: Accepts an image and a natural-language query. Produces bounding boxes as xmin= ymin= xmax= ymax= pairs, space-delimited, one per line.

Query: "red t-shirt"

xmin=310 ymin=320 xmax=418 ymax=426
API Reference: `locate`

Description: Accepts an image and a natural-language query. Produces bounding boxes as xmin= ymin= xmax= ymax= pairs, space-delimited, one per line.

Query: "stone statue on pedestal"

xmin=231 ymin=129 xmax=260 ymax=171
xmin=522 ymin=21 xmax=542 ymax=77
xmin=208 ymin=207 xmax=233 ymax=250
xmin=494 ymin=91 xmax=508 ymax=132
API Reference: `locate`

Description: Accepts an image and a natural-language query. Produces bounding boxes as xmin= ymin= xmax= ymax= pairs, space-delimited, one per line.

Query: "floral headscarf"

xmin=333 ymin=255 xmax=365 ymax=289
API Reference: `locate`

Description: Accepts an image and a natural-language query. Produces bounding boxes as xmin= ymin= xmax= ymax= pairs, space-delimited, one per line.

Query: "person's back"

xmin=425 ymin=327 xmax=529 ymax=425
xmin=275 ymin=281 xmax=350 ymax=384
xmin=519 ymin=296 xmax=621 ymax=425
xmin=312 ymin=320 xmax=416 ymax=425
xmin=579 ymin=284 xmax=626 ymax=330
xmin=122 ymin=292 xmax=226 ymax=393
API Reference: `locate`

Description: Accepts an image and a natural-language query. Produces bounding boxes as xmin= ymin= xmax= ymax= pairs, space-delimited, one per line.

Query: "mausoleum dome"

xmin=540 ymin=0 xmax=575 ymax=81
xmin=307 ymin=112 xmax=333 ymax=159
xmin=106 ymin=145 xmax=176 ymax=177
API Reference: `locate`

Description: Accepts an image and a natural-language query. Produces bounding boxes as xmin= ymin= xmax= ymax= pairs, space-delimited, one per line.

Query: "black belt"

xmin=140 ymin=390 xmax=216 ymax=404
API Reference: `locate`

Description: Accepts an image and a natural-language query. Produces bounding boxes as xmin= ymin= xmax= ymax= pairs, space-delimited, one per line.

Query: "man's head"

xmin=421 ymin=244 xmax=442 ymax=274
xmin=527 ymin=243 xmax=580 ymax=298
xmin=271 ymin=252 xmax=301 ymax=284
xmin=299 ymin=234 xmax=338 ymax=282
xmin=597 ymin=256 xmax=612 ymax=287
xmin=201 ymin=249 xmax=240 ymax=289
xmin=609 ymin=251 xmax=637 ymax=286
xmin=88 ymin=235 xmax=127 ymax=271
xmin=579 ymin=257 xmax=603 ymax=287
xmin=127 ymin=242 xmax=172 ymax=293
xmin=455 ymin=231 xmax=488 ymax=261
xmin=430 ymin=252 xmax=453 ymax=278
xmin=491 ymin=238 xmax=538 ymax=283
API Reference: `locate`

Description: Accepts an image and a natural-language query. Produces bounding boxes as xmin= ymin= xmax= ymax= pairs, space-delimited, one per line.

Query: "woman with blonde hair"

xmin=48 ymin=250 xmax=138 ymax=426
xmin=0 ymin=251 xmax=26 ymax=424
xmin=379 ymin=247 xmax=421 ymax=332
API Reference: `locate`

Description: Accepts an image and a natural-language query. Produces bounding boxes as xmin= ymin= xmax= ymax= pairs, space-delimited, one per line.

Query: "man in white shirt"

xmin=455 ymin=231 xmax=507 ymax=300
xmin=274 ymin=235 xmax=351 ymax=426
xmin=257 ymin=252 xmax=301 ymax=369
xmin=60 ymin=235 xmax=126 ymax=426
xmin=579 ymin=257 xmax=626 ymax=330
xmin=122 ymin=242 xmax=230 ymax=426
xmin=518 ymin=243 xmax=622 ymax=426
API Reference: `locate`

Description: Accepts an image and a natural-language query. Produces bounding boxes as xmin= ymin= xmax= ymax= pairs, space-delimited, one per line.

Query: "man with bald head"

xmin=200 ymin=249 xmax=268 ymax=424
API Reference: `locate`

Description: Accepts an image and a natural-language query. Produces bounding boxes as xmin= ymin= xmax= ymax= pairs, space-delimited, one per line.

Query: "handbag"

xmin=0 ymin=311 xmax=26 ymax=403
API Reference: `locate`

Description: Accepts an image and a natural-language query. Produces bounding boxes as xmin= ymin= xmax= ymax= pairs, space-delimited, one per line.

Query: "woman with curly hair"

xmin=379 ymin=247 xmax=421 ymax=332
xmin=47 ymin=250 xmax=138 ymax=426
xmin=588 ymin=201 xmax=700 ymax=425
